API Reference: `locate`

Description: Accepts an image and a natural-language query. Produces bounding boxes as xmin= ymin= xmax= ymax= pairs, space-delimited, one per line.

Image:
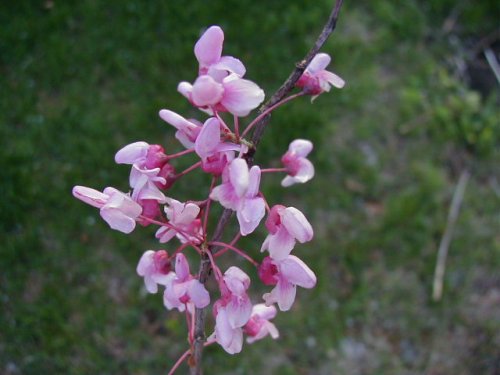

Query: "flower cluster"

xmin=73 ymin=25 xmax=344 ymax=371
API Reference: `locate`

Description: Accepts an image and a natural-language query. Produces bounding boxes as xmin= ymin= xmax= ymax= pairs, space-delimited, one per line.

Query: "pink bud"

xmin=156 ymin=163 xmax=177 ymax=189
xmin=265 ymin=205 xmax=285 ymax=234
xmin=145 ymin=144 xmax=168 ymax=169
xmin=258 ymin=257 xmax=278 ymax=286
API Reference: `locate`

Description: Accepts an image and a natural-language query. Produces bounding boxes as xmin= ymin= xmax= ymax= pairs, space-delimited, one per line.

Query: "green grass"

xmin=1 ymin=1 xmax=499 ymax=374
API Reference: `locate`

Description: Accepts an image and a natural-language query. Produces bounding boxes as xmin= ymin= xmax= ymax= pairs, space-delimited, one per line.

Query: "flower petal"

xmin=114 ymin=141 xmax=149 ymax=164
xmin=289 ymin=139 xmax=313 ymax=157
xmin=221 ymin=75 xmax=265 ymax=117
xmin=175 ymin=253 xmax=190 ymax=281
xmin=246 ymin=165 xmax=261 ymax=198
xmin=195 ymin=118 xmax=221 ymax=158
xmin=72 ymin=185 xmax=108 ymax=208
xmin=281 ymin=207 xmax=313 ymax=243
xmin=266 ymin=227 xmax=296 ymax=260
xmin=194 ymin=26 xmax=224 ymax=68
xmin=307 ymin=53 xmax=331 ymax=74
xmin=188 ymin=279 xmax=210 ymax=308
xmin=136 ymin=250 xmax=154 ymax=276
xmin=229 ymin=158 xmax=249 ymax=198
xmin=320 ymin=70 xmax=345 ymax=89
xmin=237 ymin=197 xmax=265 ymax=236
xmin=192 ymin=75 xmax=224 ymax=107
xmin=100 ymin=207 xmax=137 ymax=233
xmin=279 ymin=255 xmax=317 ymax=289
xmin=211 ymin=55 xmax=246 ymax=77
xmin=226 ymin=296 xmax=252 ymax=328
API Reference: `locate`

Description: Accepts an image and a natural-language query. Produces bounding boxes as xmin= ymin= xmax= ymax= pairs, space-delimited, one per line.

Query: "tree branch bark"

xmin=189 ymin=1 xmax=344 ymax=373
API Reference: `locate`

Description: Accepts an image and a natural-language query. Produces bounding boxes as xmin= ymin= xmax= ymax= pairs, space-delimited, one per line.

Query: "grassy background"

xmin=1 ymin=0 xmax=499 ymax=374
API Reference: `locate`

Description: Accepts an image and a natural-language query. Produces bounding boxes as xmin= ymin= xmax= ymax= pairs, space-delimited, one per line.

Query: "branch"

xmin=189 ymin=2 xmax=345 ymax=373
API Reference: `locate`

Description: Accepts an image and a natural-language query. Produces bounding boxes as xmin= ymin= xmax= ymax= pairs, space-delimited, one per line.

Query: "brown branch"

xmin=189 ymin=1 xmax=345 ymax=373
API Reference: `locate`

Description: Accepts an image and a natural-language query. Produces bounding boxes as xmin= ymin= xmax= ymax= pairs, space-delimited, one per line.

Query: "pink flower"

xmin=212 ymin=306 xmax=244 ymax=354
xmin=115 ymin=142 xmax=169 ymax=203
xmin=163 ymin=253 xmax=210 ymax=312
xmin=244 ymin=304 xmax=279 ymax=344
xmin=194 ymin=25 xmax=246 ymax=78
xmin=178 ymin=73 xmax=265 ymax=117
xmin=158 ymin=109 xmax=202 ymax=149
xmin=210 ymin=158 xmax=265 ymax=235
xmin=194 ymin=117 xmax=240 ymax=175
xmin=73 ymin=186 xmax=142 ymax=233
xmin=136 ymin=250 xmax=174 ymax=293
xmin=261 ymin=205 xmax=314 ymax=260
xmin=281 ymin=139 xmax=315 ymax=187
xmin=296 ymin=52 xmax=345 ymax=98
xmin=155 ymin=198 xmax=203 ymax=244
xmin=211 ymin=266 xmax=253 ymax=354
xmin=259 ymin=255 xmax=317 ymax=311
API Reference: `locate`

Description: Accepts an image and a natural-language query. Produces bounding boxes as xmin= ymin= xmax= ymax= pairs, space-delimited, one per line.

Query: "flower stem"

xmin=210 ymin=241 xmax=259 ymax=266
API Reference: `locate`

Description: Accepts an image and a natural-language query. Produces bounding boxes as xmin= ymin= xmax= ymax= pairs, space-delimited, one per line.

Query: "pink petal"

xmin=281 ymin=207 xmax=313 ymax=243
xmin=295 ymin=158 xmax=315 ymax=183
xmin=194 ymin=26 xmax=224 ymax=68
xmin=226 ymin=296 xmax=252 ymax=328
xmin=136 ymin=250 xmax=154 ymax=276
xmin=155 ymin=226 xmax=176 ymax=243
xmin=100 ymin=207 xmax=137 ymax=233
xmin=176 ymin=82 xmax=193 ymax=101
xmin=289 ymin=139 xmax=313 ymax=157
xmin=246 ymin=165 xmax=261 ymax=198
xmin=163 ymin=284 xmax=184 ymax=312
xmin=237 ymin=197 xmax=265 ymax=236
xmin=265 ymin=227 xmax=296 ymax=260
xmin=195 ymin=118 xmax=221 ymax=158
xmin=224 ymin=266 xmax=250 ymax=295
xmin=175 ymin=253 xmax=190 ymax=281
xmin=176 ymin=202 xmax=201 ymax=225
xmin=191 ymin=75 xmax=224 ymax=107
xmin=229 ymin=158 xmax=249 ymax=198
xmin=281 ymin=175 xmax=296 ymax=188
xmin=188 ymin=279 xmax=210 ymax=308
xmin=307 ymin=53 xmax=331 ymax=74
xmin=210 ymin=183 xmax=239 ymax=211
xmin=320 ymin=70 xmax=345 ymax=89
xmin=211 ymin=56 xmax=246 ymax=77
xmin=264 ymin=280 xmax=296 ymax=311
xmin=114 ymin=141 xmax=149 ymax=164
xmin=72 ymin=185 xmax=108 ymax=208
xmin=252 ymin=303 xmax=277 ymax=320
xmin=279 ymin=255 xmax=317 ymax=289
xmin=104 ymin=188 xmax=142 ymax=217
xmin=215 ymin=308 xmax=243 ymax=354
xmin=221 ymin=75 xmax=265 ymax=117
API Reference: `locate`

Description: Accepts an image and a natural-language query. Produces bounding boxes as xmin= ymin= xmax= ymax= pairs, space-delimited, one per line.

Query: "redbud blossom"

xmin=178 ymin=73 xmax=265 ymax=117
xmin=210 ymin=158 xmax=265 ymax=235
xmin=155 ymin=198 xmax=203 ymax=244
xmin=72 ymin=186 xmax=142 ymax=234
xmin=158 ymin=109 xmax=202 ymax=149
xmin=261 ymin=205 xmax=313 ymax=260
xmin=163 ymin=253 xmax=210 ymax=312
xmin=281 ymin=139 xmax=315 ymax=187
xmin=296 ymin=52 xmax=345 ymax=98
xmin=244 ymin=304 xmax=279 ymax=344
xmin=136 ymin=250 xmax=174 ymax=293
xmin=261 ymin=255 xmax=317 ymax=311
xmin=194 ymin=25 xmax=246 ymax=78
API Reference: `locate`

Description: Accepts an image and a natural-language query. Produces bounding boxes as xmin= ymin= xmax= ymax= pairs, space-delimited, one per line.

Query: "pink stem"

xmin=209 ymin=241 xmax=259 ymax=266
xmin=139 ymin=216 xmax=204 ymax=244
xmin=175 ymin=161 xmax=202 ymax=179
xmin=167 ymin=148 xmax=195 ymax=160
xmin=214 ymin=233 xmax=241 ymax=257
xmin=168 ymin=347 xmax=191 ymax=375
xmin=212 ymin=108 xmax=231 ymax=133
xmin=241 ymin=92 xmax=304 ymax=138
xmin=260 ymin=167 xmax=288 ymax=173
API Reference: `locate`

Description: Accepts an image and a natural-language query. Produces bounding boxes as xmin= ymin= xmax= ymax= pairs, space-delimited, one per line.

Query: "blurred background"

xmin=1 ymin=1 xmax=499 ymax=374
